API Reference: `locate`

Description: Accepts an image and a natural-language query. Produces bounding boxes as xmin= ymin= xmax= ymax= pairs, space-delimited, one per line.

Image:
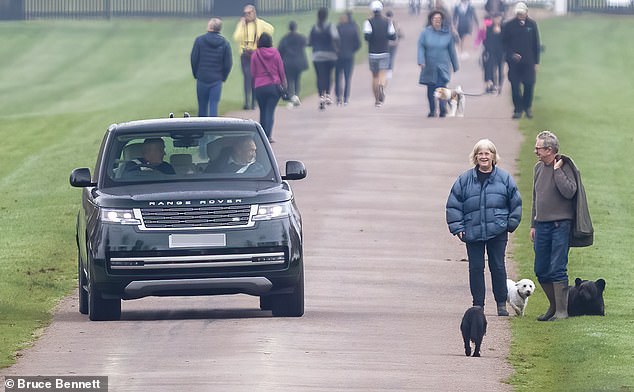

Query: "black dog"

xmin=460 ymin=306 xmax=487 ymax=357
xmin=568 ymin=278 xmax=606 ymax=316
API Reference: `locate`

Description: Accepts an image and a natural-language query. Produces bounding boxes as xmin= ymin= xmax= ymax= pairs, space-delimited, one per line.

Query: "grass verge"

xmin=508 ymin=14 xmax=634 ymax=391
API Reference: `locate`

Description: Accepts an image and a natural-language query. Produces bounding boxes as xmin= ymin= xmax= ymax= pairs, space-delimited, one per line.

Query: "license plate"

xmin=169 ymin=233 xmax=226 ymax=248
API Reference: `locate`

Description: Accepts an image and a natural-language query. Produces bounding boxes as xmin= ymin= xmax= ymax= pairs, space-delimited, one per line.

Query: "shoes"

xmin=375 ymin=101 xmax=382 ymax=108
xmin=525 ymin=108 xmax=533 ymax=118
xmin=243 ymin=104 xmax=250 ymax=110
xmin=512 ymin=111 xmax=522 ymax=119
xmin=378 ymin=85 xmax=385 ymax=103
xmin=439 ymin=112 xmax=446 ymax=118
xmin=427 ymin=112 xmax=435 ymax=118
xmin=324 ymin=94 xmax=333 ymax=105
xmin=268 ymin=138 xmax=275 ymax=144
xmin=336 ymin=98 xmax=343 ymax=106
xmin=319 ymin=96 xmax=326 ymax=111
xmin=290 ymin=95 xmax=301 ymax=106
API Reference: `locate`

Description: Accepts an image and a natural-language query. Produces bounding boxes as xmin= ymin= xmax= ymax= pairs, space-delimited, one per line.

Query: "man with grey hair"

xmin=191 ymin=17 xmax=232 ymax=117
xmin=531 ymin=130 xmax=578 ymax=321
xmin=502 ymin=1 xmax=540 ymax=119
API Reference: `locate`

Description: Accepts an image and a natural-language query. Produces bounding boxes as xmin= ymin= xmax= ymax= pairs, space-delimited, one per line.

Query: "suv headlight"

xmin=100 ymin=208 xmax=141 ymax=225
xmin=252 ymin=202 xmax=291 ymax=221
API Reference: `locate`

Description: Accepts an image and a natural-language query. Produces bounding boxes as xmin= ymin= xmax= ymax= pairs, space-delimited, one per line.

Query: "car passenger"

xmin=123 ymin=138 xmax=176 ymax=175
xmin=206 ymin=136 xmax=264 ymax=174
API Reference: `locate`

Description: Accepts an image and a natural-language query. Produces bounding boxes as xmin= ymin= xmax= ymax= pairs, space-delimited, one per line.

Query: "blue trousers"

xmin=335 ymin=57 xmax=354 ymax=103
xmin=254 ymin=84 xmax=280 ymax=139
xmin=465 ymin=232 xmax=509 ymax=307
xmin=196 ymin=80 xmax=222 ymax=117
xmin=533 ymin=220 xmax=571 ymax=283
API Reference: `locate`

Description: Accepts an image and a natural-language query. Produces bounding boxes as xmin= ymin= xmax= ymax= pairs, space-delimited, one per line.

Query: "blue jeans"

xmin=196 ymin=80 xmax=222 ymax=117
xmin=533 ymin=220 xmax=571 ymax=283
xmin=465 ymin=232 xmax=509 ymax=307
xmin=254 ymin=84 xmax=280 ymax=139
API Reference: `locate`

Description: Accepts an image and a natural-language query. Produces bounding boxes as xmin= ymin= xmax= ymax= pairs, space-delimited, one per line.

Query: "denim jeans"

xmin=533 ymin=220 xmax=571 ymax=283
xmin=196 ymin=80 xmax=222 ymax=117
xmin=465 ymin=232 xmax=509 ymax=307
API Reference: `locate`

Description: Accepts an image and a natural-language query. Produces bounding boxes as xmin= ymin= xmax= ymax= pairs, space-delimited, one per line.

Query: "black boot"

xmin=537 ymin=282 xmax=555 ymax=321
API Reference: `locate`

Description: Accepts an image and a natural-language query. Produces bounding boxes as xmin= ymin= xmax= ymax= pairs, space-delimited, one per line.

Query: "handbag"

xmin=254 ymin=51 xmax=290 ymax=101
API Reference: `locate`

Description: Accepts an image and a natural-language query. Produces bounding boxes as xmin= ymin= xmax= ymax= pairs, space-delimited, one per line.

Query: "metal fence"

xmin=0 ymin=0 xmax=331 ymax=20
xmin=568 ymin=0 xmax=634 ymax=13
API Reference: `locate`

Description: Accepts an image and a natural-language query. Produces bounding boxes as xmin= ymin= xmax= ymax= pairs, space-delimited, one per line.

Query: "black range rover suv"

xmin=70 ymin=116 xmax=306 ymax=320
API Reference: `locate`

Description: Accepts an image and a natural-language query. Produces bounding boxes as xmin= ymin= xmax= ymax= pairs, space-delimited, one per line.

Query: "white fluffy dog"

xmin=433 ymin=86 xmax=465 ymax=117
xmin=506 ymin=278 xmax=536 ymax=316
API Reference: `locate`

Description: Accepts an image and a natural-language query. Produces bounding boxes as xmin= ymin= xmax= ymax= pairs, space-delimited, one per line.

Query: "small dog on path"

xmin=506 ymin=278 xmax=535 ymax=316
xmin=460 ymin=306 xmax=487 ymax=357
xmin=433 ymin=86 xmax=465 ymax=117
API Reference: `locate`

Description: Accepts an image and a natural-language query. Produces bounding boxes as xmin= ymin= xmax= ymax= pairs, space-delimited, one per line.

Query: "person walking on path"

xmin=334 ymin=11 xmax=361 ymax=106
xmin=483 ymin=14 xmax=505 ymax=94
xmin=446 ymin=139 xmax=522 ymax=316
xmin=502 ymin=1 xmax=540 ymax=119
xmin=190 ymin=18 xmax=233 ymax=117
xmin=531 ymin=130 xmax=592 ymax=321
xmin=308 ymin=7 xmax=340 ymax=111
xmin=363 ymin=0 xmax=397 ymax=107
xmin=233 ymin=4 xmax=274 ymax=110
xmin=250 ymin=33 xmax=286 ymax=143
xmin=418 ymin=10 xmax=459 ymax=117
xmin=452 ymin=0 xmax=479 ymax=57
xmin=385 ymin=10 xmax=403 ymax=82
xmin=278 ymin=21 xmax=309 ymax=105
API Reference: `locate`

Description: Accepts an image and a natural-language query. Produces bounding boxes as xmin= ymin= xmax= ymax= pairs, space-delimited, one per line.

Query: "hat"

xmin=370 ymin=0 xmax=383 ymax=12
xmin=514 ymin=2 xmax=528 ymax=14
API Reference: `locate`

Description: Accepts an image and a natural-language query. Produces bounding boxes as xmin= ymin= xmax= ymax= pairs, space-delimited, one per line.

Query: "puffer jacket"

xmin=446 ymin=166 xmax=522 ymax=242
xmin=190 ymin=32 xmax=232 ymax=84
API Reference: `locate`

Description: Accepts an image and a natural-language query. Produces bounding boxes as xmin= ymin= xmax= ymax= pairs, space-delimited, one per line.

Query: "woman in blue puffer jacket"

xmin=446 ymin=139 xmax=522 ymax=316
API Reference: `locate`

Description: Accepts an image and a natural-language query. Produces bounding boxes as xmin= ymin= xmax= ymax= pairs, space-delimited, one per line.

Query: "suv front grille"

xmin=137 ymin=205 xmax=255 ymax=230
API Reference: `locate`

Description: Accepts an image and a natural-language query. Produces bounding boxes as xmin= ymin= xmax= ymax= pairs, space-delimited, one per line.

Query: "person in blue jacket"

xmin=418 ymin=10 xmax=459 ymax=117
xmin=191 ymin=18 xmax=233 ymax=117
xmin=446 ymin=139 xmax=522 ymax=316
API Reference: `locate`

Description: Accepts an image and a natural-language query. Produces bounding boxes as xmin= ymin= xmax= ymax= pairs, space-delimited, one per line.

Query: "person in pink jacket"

xmin=250 ymin=33 xmax=287 ymax=143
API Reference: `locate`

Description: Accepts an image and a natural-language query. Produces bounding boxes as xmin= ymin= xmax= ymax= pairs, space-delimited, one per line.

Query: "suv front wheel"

xmin=88 ymin=263 xmax=121 ymax=321
xmin=270 ymin=267 xmax=304 ymax=317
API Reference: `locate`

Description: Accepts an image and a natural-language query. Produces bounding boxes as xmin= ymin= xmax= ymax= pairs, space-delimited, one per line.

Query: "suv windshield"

xmin=104 ymin=129 xmax=275 ymax=185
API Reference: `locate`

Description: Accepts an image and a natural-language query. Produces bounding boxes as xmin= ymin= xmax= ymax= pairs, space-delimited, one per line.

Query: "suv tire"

xmin=78 ymin=252 xmax=88 ymax=315
xmin=271 ymin=267 xmax=305 ymax=317
xmin=88 ymin=272 xmax=121 ymax=321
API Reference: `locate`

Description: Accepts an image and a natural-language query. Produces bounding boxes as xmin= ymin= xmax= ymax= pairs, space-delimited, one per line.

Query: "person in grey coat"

xmin=191 ymin=18 xmax=232 ymax=117
xmin=417 ymin=10 xmax=459 ymax=117
xmin=446 ymin=139 xmax=522 ymax=316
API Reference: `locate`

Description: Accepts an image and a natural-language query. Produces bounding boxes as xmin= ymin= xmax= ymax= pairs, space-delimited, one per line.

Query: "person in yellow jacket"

xmin=233 ymin=4 xmax=274 ymax=110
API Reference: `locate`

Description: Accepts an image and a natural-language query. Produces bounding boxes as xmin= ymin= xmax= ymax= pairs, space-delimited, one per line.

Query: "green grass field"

xmin=509 ymin=15 xmax=634 ymax=391
xmin=0 ymin=12 xmax=633 ymax=390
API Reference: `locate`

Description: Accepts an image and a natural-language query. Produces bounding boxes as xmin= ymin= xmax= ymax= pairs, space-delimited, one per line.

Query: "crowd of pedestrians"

xmin=189 ymin=0 xmax=542 ymax=139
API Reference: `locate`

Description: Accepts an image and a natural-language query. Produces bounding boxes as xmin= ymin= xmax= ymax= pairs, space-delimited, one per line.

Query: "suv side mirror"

xmin=70 ymin=168 xmax=96 ymax=187
xmin=282 ymin=160 xmax=306 ymax=181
